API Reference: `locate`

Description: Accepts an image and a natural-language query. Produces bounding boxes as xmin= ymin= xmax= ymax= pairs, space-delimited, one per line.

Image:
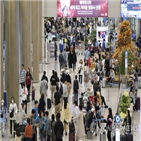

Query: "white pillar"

xmin=136 ymin=20 xmax=140 ymax=39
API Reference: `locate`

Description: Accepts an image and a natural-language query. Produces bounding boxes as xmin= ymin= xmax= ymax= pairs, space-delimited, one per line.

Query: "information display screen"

xmin=121 ymin=0 xmax=141 ymax=19
xmin=57 ymin=0 xmax=108 ymax=17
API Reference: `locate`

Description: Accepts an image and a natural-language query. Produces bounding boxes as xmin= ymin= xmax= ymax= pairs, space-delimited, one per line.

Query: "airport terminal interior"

xmin=0 ymin=0 xmax=141 ymax=141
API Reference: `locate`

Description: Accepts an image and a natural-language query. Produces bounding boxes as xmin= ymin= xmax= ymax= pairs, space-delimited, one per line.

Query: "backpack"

xmin=60 ymin=54 xmax=64 ymax=62
xmin=60 ymin=83 xmax=63 ymax=94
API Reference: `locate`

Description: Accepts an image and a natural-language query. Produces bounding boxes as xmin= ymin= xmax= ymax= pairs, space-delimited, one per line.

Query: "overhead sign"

xmin=57 ymin=0 xmax=108 ymax=17
xmin=121 ymin=0 xmax=141 ymax=19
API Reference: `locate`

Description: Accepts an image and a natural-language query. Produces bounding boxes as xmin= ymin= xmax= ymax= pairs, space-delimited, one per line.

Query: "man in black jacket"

xmin=54 ymin=113 xmax=64 ymax=141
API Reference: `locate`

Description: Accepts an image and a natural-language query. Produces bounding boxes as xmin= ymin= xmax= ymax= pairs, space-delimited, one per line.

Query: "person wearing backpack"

xmin=73 ymin=75 xmax=79 ymax=103
xmin=59 ymin=51 xmax=64 ymax=71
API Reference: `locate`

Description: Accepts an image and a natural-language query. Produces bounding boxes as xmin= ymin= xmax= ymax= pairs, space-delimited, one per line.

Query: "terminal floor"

xmin=0 ymin=54 xmax=141 ymax=141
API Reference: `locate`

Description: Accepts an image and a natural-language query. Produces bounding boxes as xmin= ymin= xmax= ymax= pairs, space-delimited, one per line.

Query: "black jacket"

xmin=54 ymin=119 xmax=64 ymax=139
xmin=66 ymin=74 xmax=71 ymax=84
xmin=38 ymin=98 xmax=45 ymax=114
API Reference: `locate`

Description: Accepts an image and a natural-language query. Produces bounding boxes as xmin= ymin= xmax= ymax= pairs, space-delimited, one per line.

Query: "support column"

xmin=0 ymin=1 xmax=3 ymax=100
xmin=5 ymin=1 xmax=19 ymax=106
xmin=39 ymin=1 xmax=42 ymax=62
xmin=32 ymin=1 xmax=39 ymax=81
xmin=19 ymin=1 xmax=31 ymax=69
xmin=136 ymin=20 xmax=140 ymax=39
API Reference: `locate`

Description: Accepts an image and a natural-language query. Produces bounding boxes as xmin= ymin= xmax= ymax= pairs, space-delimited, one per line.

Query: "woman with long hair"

xmin=38 ymin=93 xmax=46 ymax=115
xmin=62 ymin=98 xmax=71 ymax=136
xmin=26 ymin=67 xmax=33 ymax=94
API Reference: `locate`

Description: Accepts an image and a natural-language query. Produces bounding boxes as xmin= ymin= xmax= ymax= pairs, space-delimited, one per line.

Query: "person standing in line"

xmin=51 ymin=114 xmax=56 ymax=141
xmin=73 ymin=105 xmax=85 ymax=141
xmin=45 ymin=111 xmax=51 ymax=141
xmin=21 ymin=84 xmax=28 ymax=114
xmin=21 ymin=103 xmax=27 ymax=124
xmin=9 ymin=97 xmax=17 ymax=138
xmin=38 ymin=94 xmax=46 ymax=115
xmin=40 ymin=77 xmax=48 ymax=103
xmin=20 ymin=64 xmax=26 ymax=89
xmin=54 ymin=113 xmax=64 ymax=141
xmin=54 ymin=40 xmax=57 ymax=61
xmin=54 ymin=86 xmax=62 ymax=115
xmin=78 ymin=59 xmax=83 ymax=86
xmin=0 ymin=100 xmax=7 ymax=138
xmin=34 ymin=100 xmax=38 ymax=119
xmin=25 ymin=118 xmax=33 ymax=141
xmin=41 ymin=71 xmax=48 ymax=82
xmin=50 ymin=70 xmax=57 ymax=103
xmin=72 ymin=50 xmax=77 ymax=72
xmin=59 ymin=50 xmax=64 ymax=71
xmin=26 ymin=67 xmax=33 ymax=95
xmin=102 ymin=39 xmax=106 ymax=52
xmin=62 ymin=98 xmax=71 ymax=136
xmin=73 ymin=75 xmax=79 ymax=103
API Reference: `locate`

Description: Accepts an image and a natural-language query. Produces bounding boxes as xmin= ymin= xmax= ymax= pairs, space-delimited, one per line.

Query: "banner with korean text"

xmin=57 ymin=0 xmax=108 ymax=17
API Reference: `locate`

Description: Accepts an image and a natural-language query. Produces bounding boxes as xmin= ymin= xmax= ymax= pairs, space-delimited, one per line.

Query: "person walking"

xmin=40 ymin=77 xmax=48 ymax=102
xmin=84 ymin=61 xmax=89 ymax=88
xmin=51 ymin=114 xmax=56 ymax=141
xmin=50 ymin=70 xmax=57 ymax=103
xmin=72 ymin=50 xmax=77 ymax=72
xmin=54 ymin=86 xmax=62 ymax=115
xmin=63 ymin=80 xmax=68 ymax=101
xmin=35 ymin=111 xmax=46 ymax=141
xmin=73 ymin=75 xmax=79 ymax=103
xmin=78 ymin=59 xmax=83 ymax=86
xmin=38 ymin=94 xmax=46 ymax=115
xmin=34 ymin=100 xmax=38 ymax=119
xmin=9 ymin=97 xmax=17 ymax=138
xmin=45 ymin=111 xmax=51 ymax=141
xmin=54 ymin=113 xmax=64 ymax=141
xmin=59 ymin=51 xmax=64 ymax=71
xmin=62 ymin=98 xmax=71 ymax=136
xmin=0 ymin=100 xmax=7 ymax=138
xmin=68 ymin=50 xmax=73 ymax=73
xmin=21 ymin=84 xmax=28 ymax=114
xmin=21 ymin=103 xmax=27 ymax=124
xmin=26 ymin=67 xmax=33 ymax=95
xmin=41 ymin=71 xmax=48 ymax=82
xmin=84 ymin=48 xmax=90 ymax=62
xmin=20 ymin=64 xmax=26 ymax=89
xmin=54 ymin=40 xmax=57 ymax=61
xmin=73 ymin=105 xmax=85 ymax=141
xmin=25 ymin=118 xmax=33 ymax=141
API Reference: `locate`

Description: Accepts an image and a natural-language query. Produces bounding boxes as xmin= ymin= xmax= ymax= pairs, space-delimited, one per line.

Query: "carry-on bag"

xmin=120 ymin=134 xmax=126 ymax=141
xmin=69 ymin=133 xmax=75 ymax=141
xmin=47 ymin=98 xmax=51 ymax=109
xmin=100 ymin=132 xmax=106 ymax=141
xmin=135 ymin=97 xmax=140 ymax=111
xmin=69 ymin=120 xmax=75 ymax=133
xmin=125 ymin=133 xmax=133 ymax=141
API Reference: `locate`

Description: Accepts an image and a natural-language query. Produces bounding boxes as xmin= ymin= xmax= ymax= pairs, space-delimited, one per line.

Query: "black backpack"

xmin=60 ymin=54 xmax=64 ymax=62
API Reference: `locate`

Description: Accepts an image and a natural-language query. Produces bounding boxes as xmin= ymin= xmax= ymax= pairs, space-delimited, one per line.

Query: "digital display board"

xmin=57 ymin=0 xmax=108 ymax=17
xmin=121 ymin=0 xmax=141 ymax=19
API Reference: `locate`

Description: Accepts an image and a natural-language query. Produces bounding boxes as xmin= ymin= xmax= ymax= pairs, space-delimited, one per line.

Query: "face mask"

xmin=12 ymin=100 xmax=14 ymax=103
xmin=1 ymin=103 xmax=4 ymax=106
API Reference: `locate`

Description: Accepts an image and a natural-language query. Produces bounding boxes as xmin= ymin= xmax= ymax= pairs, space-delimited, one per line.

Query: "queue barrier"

xmin=109 ymin=83 xmax=119 ymax=87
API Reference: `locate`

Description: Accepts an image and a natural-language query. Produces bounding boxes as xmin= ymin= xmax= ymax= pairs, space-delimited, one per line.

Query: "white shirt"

xmin=63 ymin=84 xmax=68 ymax=98
xmin=73 ymin=106 xmax=79 ymax=123
xmin=9 ymin=103 xmax=17 ymax=120
xmin=78 ymin=64 xmax=83 ymax=75
xmin=21 ymin=87 xmax=28 ymax=101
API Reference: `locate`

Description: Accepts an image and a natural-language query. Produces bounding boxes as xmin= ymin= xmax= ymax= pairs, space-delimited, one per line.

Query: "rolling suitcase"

xmin=100 ymin=132 xmax=106 ymax=141
xmin=47 ymin=98 xmax=51 ymax=109
xmin=120 ymin=134 xmax=126 ymax=141
xmin=135 ymin=97 xmax=140 ymax=111
xmin=87 ymin=131 xmax=93 ymax=139
xmin=69 ymin=133 xmax=75 ymax=141
xmin=125 ymin=134 xmax=133 ymax=141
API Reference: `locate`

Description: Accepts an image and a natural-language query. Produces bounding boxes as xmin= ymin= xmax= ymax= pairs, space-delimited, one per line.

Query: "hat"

xmin=1 ymin=100 xmax=4 ymax=103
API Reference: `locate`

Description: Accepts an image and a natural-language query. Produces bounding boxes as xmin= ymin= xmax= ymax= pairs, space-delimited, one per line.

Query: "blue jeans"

xmin=26 ymin=138 xmax=32 ymax=141
xmin=79 ymin=75 xmax=82 ymax=84
xmin=74 ymin=92 xmax=78 ymax=103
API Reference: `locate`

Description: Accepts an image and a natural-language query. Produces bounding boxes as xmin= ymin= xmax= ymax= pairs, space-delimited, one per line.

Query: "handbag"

xmin=10 ymin=108 xmax=14 ymax=118
xmin=78 ymin=68 xmax=81 ymax=74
